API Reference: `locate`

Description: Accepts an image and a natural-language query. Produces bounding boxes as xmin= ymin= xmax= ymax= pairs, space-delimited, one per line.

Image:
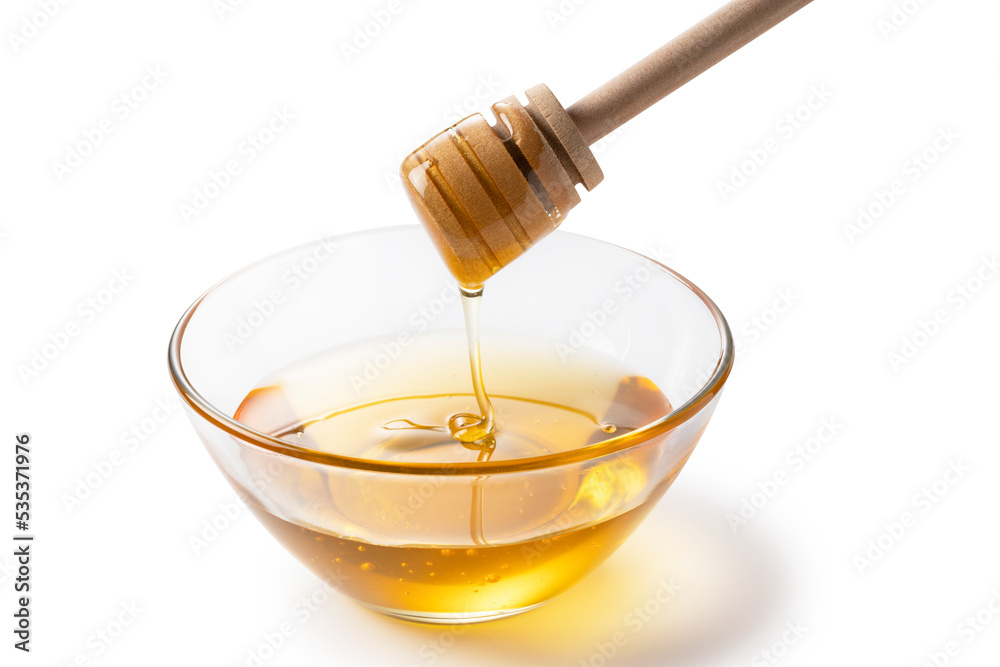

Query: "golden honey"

xmin=233 ymin=331 xmax=673 ymax=620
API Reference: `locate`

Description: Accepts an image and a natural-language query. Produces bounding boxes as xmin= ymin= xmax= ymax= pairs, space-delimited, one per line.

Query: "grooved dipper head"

xmin=401 ymin=85 xmax=602 ymax=289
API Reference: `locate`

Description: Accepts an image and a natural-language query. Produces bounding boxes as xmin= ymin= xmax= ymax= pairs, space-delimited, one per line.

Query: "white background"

xmin=3 ymin=0 xmax=999 ymax=665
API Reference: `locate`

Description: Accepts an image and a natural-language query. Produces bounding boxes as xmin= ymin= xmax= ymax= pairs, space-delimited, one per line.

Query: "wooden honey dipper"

xmin=401 ymin=0 xmax=815 ymax=288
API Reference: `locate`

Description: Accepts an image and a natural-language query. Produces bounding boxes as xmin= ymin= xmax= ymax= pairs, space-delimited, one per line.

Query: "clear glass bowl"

xmin=168 ymin=226 xmax=733 ymax=624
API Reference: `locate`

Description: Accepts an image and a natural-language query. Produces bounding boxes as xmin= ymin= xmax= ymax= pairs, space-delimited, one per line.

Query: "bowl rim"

xmin=168 ymin=225 xmax=734 ymax=475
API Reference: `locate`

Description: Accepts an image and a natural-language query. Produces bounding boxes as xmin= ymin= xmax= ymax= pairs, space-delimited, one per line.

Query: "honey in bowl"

xmin=232 ymin=335 xmax=675 ymax=620
xmin=169 ymin=227 xmax=732 ymax=624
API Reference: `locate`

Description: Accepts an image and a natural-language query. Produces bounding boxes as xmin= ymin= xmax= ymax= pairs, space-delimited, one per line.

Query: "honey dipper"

xmin=401 ymin=0 xmax=814 ymax=289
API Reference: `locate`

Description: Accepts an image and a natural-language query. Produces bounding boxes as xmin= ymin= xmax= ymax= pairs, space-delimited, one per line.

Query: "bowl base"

xmin=358 ymin=599 xmax=552 ymax=625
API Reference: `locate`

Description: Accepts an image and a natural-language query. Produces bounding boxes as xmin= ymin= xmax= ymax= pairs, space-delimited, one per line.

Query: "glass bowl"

xmin=168 ymin=225 xmax=733 ymax=624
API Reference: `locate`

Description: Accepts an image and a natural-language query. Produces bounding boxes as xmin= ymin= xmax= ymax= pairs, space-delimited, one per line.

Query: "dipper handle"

xmin=401 ymin=0 xmax=816 ymax=288
xmin=567 ymin=0 xmax=815 ymax=145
